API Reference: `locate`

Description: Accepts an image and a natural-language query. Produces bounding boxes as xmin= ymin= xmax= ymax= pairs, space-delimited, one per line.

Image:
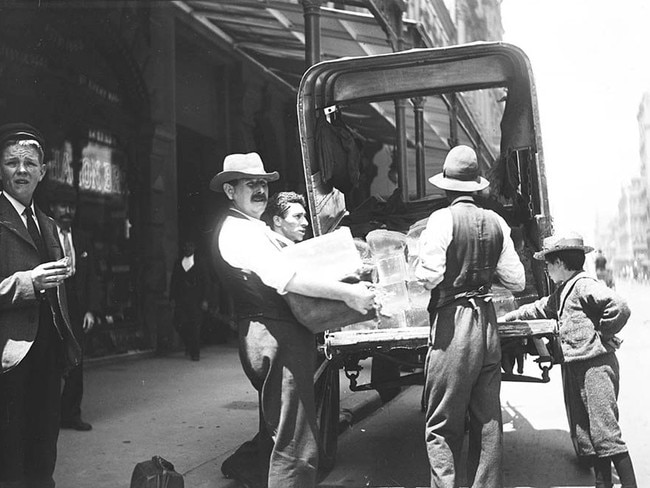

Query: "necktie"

xmin=26 ymin=209 xmax=64 ymax=339
xmin=61 ymin=229 xmax=76 ymax=275
xmin=24 ymin=207 xmax=48 ymax=262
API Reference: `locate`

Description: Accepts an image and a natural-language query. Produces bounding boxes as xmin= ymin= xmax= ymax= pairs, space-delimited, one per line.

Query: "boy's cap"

xmin=0 ymin=122 xmax=45 ymax=149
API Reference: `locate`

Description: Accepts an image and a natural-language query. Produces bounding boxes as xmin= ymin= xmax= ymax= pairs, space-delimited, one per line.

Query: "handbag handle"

xmin=152 ymin=455 xmax=175 ymax=472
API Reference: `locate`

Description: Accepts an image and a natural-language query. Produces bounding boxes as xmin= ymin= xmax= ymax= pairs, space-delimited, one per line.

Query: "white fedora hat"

xmin=429 ymin=145 xmax=489 ymax=192
xmin=209 ymin=152 xmax=279 ymax=192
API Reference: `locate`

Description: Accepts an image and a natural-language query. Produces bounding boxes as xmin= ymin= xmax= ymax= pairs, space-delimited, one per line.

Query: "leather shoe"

xmin=61 ymin=419 xmax=92 ymax=431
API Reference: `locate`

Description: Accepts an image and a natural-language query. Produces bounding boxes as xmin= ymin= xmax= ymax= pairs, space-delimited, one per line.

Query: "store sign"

xmin=47 ymin=141 xmax=74 ymax=187
xmin=80 ymin=142 xmax=126 ymax=197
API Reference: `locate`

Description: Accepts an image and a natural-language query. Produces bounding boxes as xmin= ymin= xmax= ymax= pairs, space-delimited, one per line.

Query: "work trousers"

xmin=0 ymin=304 xmax=63 ymax=488
xmin=562 ymin=352 xmax=628 ymax=458
xmin=237 ymin=316 xmax=318 ymax=488
xmin=174 ymin=306 xmax=202 ymax=359
xmin=424 ymin=298 xmax=503 ymax=488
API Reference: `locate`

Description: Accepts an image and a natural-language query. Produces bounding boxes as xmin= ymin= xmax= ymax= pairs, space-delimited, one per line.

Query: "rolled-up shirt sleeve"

xmin=415 ymin=209 xmax=452 ymax=289
xmin=494 ymin=215 xmax=526 ymax=292
xmin=219 ymin=215 xmax=297 ymax=294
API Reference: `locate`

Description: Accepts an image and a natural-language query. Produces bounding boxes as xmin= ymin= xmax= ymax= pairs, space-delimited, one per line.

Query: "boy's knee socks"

xmin=612 ymin=452 xmax=637 ymax=488
xmin=593 ymin=456 xmax=612 ymax=488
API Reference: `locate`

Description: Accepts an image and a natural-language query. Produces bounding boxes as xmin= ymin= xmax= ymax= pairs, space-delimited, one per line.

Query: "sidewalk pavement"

xmin=54 ymin=342 xmax=382 ymax=488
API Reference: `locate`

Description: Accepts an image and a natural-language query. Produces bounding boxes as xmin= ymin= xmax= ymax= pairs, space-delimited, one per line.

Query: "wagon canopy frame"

xmin=297 ymin=41 xmax=550 ymax=236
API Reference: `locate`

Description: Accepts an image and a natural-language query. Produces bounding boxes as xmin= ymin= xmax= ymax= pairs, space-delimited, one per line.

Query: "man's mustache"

xmin=251 ymin=194 xmax=267 ymax=202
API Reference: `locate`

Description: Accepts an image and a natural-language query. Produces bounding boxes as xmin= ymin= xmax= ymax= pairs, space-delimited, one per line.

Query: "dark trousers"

xmin=222 ymin=400 xmax=274 ymax=487
xmin=238 ymin=316 xmax=318 ymax=488
xmin=174 ymin=307 xmax=202 ymax=359
xmin=60 ymin=360 xmax=83 ymax=423
xmin=424 ymin=298 xmax=503 ymax=488
xmin=0 ymin=305 xmax=63 ymax=488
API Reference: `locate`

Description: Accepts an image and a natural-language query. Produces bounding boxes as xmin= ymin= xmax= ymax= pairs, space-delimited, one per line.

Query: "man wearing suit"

xmin=0 ymin=123 xmax=81 ymax=488
xmin=50 ymin=192 xmax=101 ymax=432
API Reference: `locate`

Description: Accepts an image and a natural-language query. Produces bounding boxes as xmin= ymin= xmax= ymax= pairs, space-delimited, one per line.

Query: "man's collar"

xmin=230 ymin=207 xmax=265 ymax=224
xmin=0 ymin=191 xmax=31 ymax=217
xmin=272 ymin=231 xmax=294 ymax=247
xmin=449 ymin=195 xmax=476 ymax=206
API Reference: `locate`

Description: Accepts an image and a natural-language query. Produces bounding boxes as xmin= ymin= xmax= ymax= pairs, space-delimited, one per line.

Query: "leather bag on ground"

xmin=130 ymin=456 xmax=184 ymax=488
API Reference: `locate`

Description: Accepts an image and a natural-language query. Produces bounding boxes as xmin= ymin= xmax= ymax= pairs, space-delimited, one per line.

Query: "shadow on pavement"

xmin=321 ymin=389 xmax=594 ymax=488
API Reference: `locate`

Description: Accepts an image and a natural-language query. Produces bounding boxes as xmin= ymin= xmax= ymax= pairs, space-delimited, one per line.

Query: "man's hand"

xmin=342 ymin=282 xmax=376 ymax=314
xmin=30 ymin=260 xmax=70 ymax=291
xmin=82 ymin=311 xmax=95 ymax=333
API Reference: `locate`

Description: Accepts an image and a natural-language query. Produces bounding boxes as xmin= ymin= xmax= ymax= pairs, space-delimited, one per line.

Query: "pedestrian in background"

xmin=169 ymin=237 xmax=209 ymax=361
xmin=594 ymin=249 xmax=616 ymax=289
xmin=210 ymin=152 xmax=375 ymax=488
xmin=415 ymin=145 xmax=525 ymax=488
xmin=0 ymin=123 xmax=81 ymax=487
xmin=50 ymin=191 xmax=101 ymax=432
xmin=502 ymin=232 xmax=637 ymax=488
xmin=262 ymin=191 xmax=309 ymax=244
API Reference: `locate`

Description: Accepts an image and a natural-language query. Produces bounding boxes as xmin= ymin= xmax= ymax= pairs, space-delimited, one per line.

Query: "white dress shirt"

xmin=218 ymin=208 xmax=298 ymax=294
xmin=57 ymin=226 xmax=76 ymax=274
xmin=1 ymin=191 xmax=42 ymax=233
xmin=181 ymin=254 xmax=195 ymax=272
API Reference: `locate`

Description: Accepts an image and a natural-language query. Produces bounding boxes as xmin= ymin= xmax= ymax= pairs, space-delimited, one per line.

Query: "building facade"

xmin=0 ymin=0 xmax=504 ymax=358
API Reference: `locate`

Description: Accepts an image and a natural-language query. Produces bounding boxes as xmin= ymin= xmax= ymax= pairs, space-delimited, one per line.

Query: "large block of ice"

xmin=376 ymin=281 xmax=410 ymax=316
xmin=366 ymin=229 xmax=406 ymax=257
xmin=376 ymin=254 xmax=408 ymax=285
xmin=280 ymin=227 xmax=362 ymax=281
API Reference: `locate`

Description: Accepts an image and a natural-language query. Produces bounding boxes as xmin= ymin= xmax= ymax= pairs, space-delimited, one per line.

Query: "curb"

xmin=85 ymin=349 xmax=156 ymax=369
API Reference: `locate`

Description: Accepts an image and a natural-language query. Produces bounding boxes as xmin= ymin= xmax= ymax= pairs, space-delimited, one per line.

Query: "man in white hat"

xmin=502 ymin=231 xmax=637 ymax=487
xmin=415 ymin=145 xmax=525 ymax=488
xmin=210 ymin=152 xmax=375 ymax=488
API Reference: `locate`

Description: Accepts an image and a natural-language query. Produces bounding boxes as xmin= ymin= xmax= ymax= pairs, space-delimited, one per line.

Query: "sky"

xmin=500 ymin=0 xmax=650 ymax=244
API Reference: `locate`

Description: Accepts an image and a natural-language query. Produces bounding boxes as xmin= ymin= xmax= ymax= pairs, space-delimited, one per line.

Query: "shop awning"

xmin=177 ymin=0 xmax=396 ymax=87
xmin=174 ymin=0 xmax=496 ymax=170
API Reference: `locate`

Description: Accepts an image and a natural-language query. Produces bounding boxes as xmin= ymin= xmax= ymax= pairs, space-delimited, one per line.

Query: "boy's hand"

xmin=31 ymin=260 xmax=70 ymax=291
xmin=501 ymin=311 xmax=518 ymax=322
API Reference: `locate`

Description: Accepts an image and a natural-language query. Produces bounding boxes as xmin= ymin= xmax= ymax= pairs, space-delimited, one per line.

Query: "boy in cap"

xmin=502 ymin=231 xmax=636 ymax=487
xmin=0 ymin=123 xmax=81 ymax=487
xmin=415 ymin=145 xmax=525 ymax=488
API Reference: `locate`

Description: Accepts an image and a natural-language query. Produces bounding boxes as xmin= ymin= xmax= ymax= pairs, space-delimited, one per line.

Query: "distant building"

xmin=613 ymin=178 xmax=648 ymax=274
xmin=638 ymin=92 xmax=650 ymax=265
xmin=0 ymin=0 xmax=506 ymax=359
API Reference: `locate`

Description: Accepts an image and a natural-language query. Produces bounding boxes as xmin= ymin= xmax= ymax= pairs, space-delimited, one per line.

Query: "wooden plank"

xmin=325 ymin=319 xmax=557 ymax=351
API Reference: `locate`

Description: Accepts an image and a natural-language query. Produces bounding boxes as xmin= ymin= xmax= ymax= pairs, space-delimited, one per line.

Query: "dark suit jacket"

xmin=62 ymin=228 xmax=101 ymax=338
xmin=0 ymin=193 xmax=81 ymax=373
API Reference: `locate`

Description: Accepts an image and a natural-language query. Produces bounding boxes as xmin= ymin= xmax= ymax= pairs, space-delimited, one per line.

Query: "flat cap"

xmin=0 ymin=122 xmax=45 ymax=149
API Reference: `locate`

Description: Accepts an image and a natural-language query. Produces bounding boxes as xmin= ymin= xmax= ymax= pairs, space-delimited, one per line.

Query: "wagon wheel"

xmin=314 ymin=354 xmax=340 ymax=474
